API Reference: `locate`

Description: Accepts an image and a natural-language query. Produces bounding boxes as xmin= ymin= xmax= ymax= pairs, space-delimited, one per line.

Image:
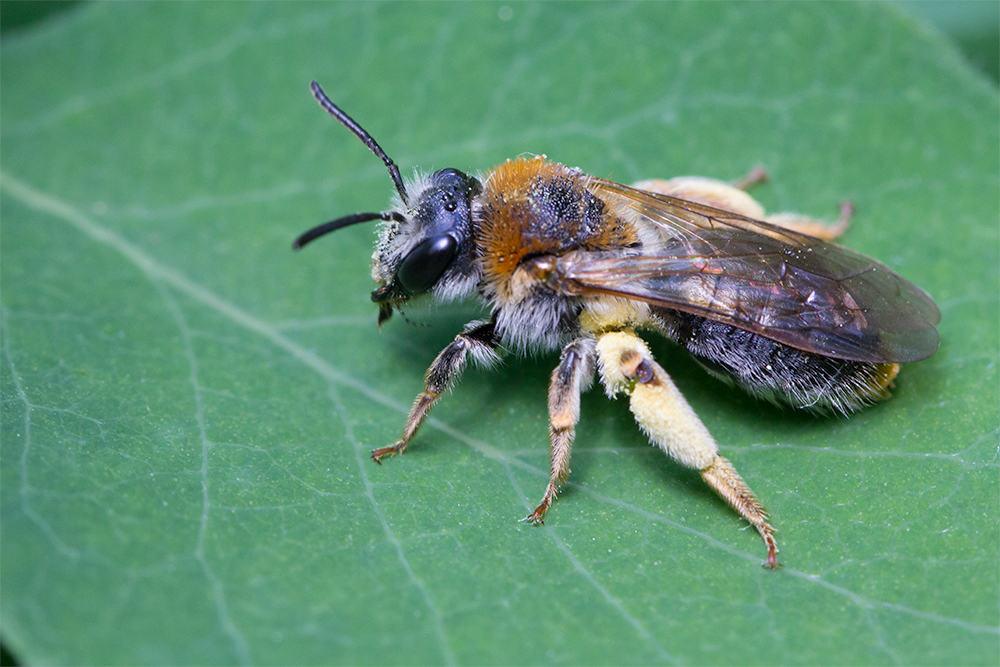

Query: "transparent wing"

xmin=552 ymin=179 xmax=941 ymax=363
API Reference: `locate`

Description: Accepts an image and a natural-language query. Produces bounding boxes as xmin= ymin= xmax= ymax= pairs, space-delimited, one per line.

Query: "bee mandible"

xmin=294 ymin=81 xmax=940 ymax=569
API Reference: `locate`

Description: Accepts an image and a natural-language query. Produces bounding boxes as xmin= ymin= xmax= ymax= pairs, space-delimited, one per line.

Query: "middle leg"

xmin=524 ymin=337 xmax=596 ymax=524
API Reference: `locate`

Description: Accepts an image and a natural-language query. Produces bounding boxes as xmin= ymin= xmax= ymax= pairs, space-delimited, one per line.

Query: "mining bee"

xmin=294 ymin=81 xmax=940 ymax=568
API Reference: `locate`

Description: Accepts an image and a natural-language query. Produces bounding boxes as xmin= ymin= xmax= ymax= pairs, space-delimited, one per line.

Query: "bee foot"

xmin=763 ymin=540 xmax=782 ymax=571
xmin=371 ymin=442 xmax=405 ymax=464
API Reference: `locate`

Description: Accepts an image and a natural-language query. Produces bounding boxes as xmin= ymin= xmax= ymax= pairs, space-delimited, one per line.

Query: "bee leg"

xmin=731 ymin=166 xmax=769 ymax=191
xmin=632 ymin=174 xmax=851 ymax=241
xmin=596 ymin=331 xmax=781 ymax=569
xmin=763 ymin=202 xmax=852 ymax=241
xmin=371 ymin=320 xmax=499 ymax=463
xmin=631 ymin=176 xmax=767 ymax=219
xmin=524 ymin=337 xmax=596 ymax=524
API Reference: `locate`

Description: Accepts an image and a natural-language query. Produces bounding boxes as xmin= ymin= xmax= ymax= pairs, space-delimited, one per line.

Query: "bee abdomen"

xmin=655 ymin=309 xmax=899 ymax=414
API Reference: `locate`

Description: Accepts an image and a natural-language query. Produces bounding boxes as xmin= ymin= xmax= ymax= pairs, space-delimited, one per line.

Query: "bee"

xmin=294 ymin=81 xmax=940 ymax=568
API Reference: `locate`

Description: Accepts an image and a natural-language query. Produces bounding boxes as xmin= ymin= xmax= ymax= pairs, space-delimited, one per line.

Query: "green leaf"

xmin=2 ymin=3 xmax=997 ymax=665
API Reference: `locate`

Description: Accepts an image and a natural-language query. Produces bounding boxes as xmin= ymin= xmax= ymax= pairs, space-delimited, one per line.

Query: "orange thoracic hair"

xmin=475 ymin=157 xmax=638 ymax=300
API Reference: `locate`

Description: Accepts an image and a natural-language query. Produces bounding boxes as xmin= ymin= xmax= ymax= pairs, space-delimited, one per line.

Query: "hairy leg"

xmin=632 ymin=170 xmax=851 ymax=241
xmin=596 ymin=330 xmax=780 ymax=569
xmin=372 ymin=320 xmax=499 ymax=462
xmin=524 ymin=337 xmax=596 ymax=524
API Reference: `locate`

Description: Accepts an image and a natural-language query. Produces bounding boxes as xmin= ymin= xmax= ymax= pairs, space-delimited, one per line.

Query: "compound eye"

xmin=432 ymin=168 xmax=468 ymax=188
xmin=396 ymin=234 xmax=458 ymax=296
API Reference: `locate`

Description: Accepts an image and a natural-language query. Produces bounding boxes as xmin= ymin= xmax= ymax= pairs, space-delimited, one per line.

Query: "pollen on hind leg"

xmin=631 ymin=176 xmax=767 ymax=219
xmin=596 ymin=329 xmax=781 ymax=566
xmin=596 ymin=331 xmax=718 ymax=471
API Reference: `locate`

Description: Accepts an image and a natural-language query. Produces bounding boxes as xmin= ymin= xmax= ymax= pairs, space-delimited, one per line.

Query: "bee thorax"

xmin=476 ymin=157 xmax=637 ymax=301
xmin=476 ymin=157 xmax=640 ymax=352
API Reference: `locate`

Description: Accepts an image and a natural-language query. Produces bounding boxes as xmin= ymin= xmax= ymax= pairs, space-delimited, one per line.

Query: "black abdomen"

xmin=654 ymin=309 xmax=898 ymax=414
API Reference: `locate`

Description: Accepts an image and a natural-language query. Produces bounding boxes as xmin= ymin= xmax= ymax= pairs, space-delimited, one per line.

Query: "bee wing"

xmin=556 ymin=179 xmax=941 ymax=363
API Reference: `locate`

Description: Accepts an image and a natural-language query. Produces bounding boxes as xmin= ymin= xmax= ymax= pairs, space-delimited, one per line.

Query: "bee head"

xmin=294 ymin=82 xmax=482 ymax=325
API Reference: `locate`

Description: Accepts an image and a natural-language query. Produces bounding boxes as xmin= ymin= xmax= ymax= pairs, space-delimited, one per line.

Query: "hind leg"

xmin=596 ymin=330 xmax=780 ymax=569
xmin=633 ymin=170 xmax=851 ymax=241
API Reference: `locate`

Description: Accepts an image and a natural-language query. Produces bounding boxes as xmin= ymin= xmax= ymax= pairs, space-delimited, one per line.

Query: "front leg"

xmin=372 ymin=320 xmax=499 ymax=463
xmin=525 ymin=337 xmax=596 ymax=523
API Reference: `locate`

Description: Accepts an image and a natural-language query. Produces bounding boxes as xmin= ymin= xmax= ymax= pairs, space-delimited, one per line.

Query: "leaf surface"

xmin=2 ymin=3 xmax=998 ymax=665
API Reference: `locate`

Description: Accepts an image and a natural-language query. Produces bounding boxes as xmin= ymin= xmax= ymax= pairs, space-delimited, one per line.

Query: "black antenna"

xmin=310 ymin=81 xmax=409 ymax=206
xmin=292 ymin=211 xmax=404 ymax=250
